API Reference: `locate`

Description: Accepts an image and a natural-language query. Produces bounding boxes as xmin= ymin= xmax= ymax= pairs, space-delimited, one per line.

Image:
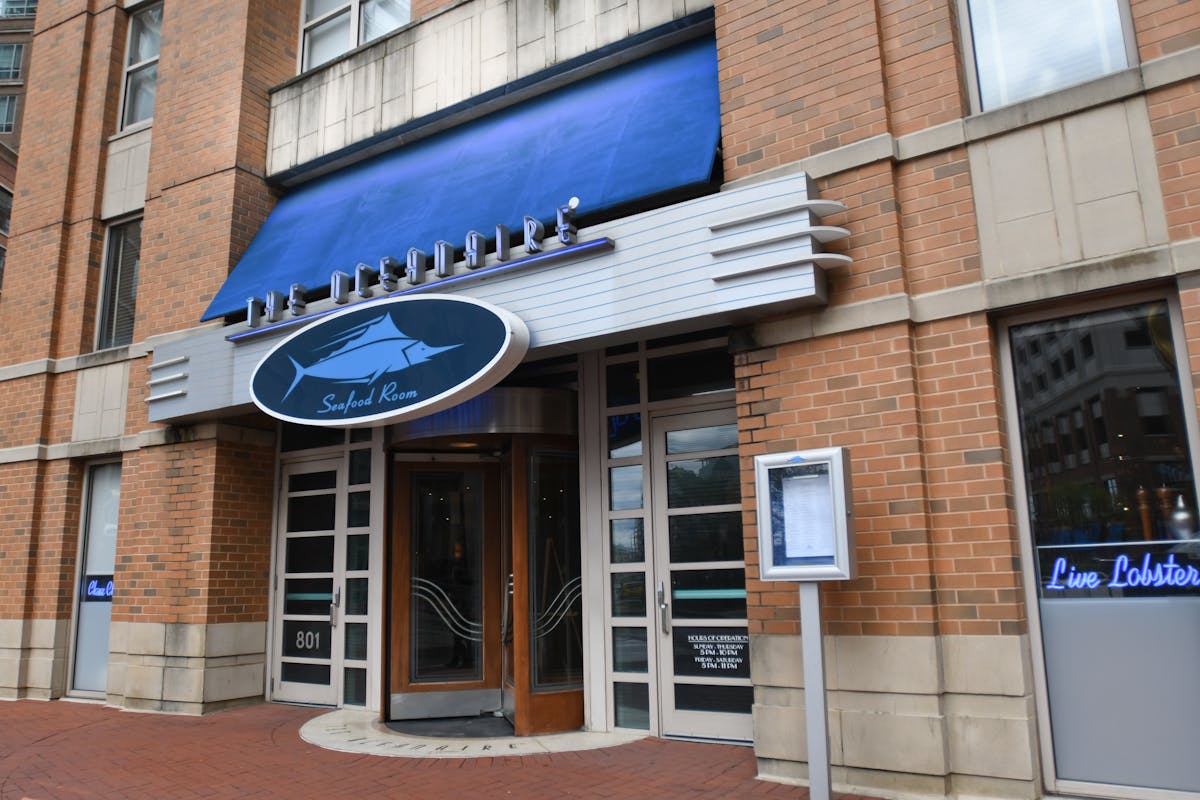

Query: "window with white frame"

xmin=0 ymin=94 xmax=15 ymax=133
xmin=0 ymin=0 xmax=36 ymax=17
xmin=965 ymin=0 xmax=1130 ymax=111
xmin=96 ymin=219 xmax=141 ymax=350
xmin=121 ymin=2 xmax=161 ymax=129
xmin=0 ymin=44 xmax=24 ymax=81
xmin=302 ymin=0 xmax=410 ymax=71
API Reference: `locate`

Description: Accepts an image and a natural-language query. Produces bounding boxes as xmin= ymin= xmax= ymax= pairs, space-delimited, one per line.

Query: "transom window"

xmin=0 ymin=44 xmax=24 ymax=81
xmin=121 ymin=2 xmax=161 ymax=129
xmin=96 ymin=219 xmax=141 ymax=351
xmin=965 ymin=0 xmax=1130 ymax=111
xmin=0 ymin=0 xmax=36 ymax=17
xmin=302 ymin=0 xmax=410 ymax=71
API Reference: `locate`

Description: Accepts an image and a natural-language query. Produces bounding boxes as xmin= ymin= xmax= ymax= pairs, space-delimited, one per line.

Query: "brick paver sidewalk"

xmin=0 ymin=700 xmax=876 ymax=800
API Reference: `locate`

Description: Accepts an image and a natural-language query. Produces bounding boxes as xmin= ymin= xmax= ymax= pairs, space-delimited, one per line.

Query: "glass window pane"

xmin=349 ymin=427 xmax=373 ymax=443
xmin=612 ymin=628 xmax=647 ymax=673
xmin=647 ymin=348 xmax=733 ymax=402
xmin=670 ymin=569 xmax=747 ymax=619
xmin=349 ymin=448 xmax=371 ymax=484
xmin=666 ymin=456 xmax=739 ymax=508
xmin=286 ymin=494 xmax=335 ymax=532
xmin=306 ymin=0 xmax=346 ymax=21
xmin=288 ymin=470 xmax=336 ymax=492
xmin=361 ymin=0 xmax=410 ymax=43
xmin=610 ymin=573 xmax=645 ymax=617
xmin=608 ymin=413 xmax=642 ymax=458
xmin=346 ymin=577 xmax=368 ymax=615
xmin=284 ymin=578 xmax=333 ymax=615
xmin=282 ymin=620 xmax=331 ymax=659
xmin=969 ymin=0 xmax=1127 ymax=110
xmin=281 ymin=662 xmax=330 ymax=685
xmin=281 ymin=424 xmax=345 ymax=451
xmin=529 ymin=451 xmax=582 ymax=690
xmin=610 ymin=518 xmax=644 ymax=563
xmin=613 ymin=681 xmax=649 ymax=729
xmin=0 ymin=188 xmax=9 ymax=236
xmin=285 ymin=535 xmax=334 ymax=574
xmin=344 ymin=622 xmax=367 ymax=660
xmin=669 ymin=512 xmax=744 ymax=563
xmin=0 ymin=94 xmax=13 ymax=133
xmin=304 ymin=11 xmax=351 ymax=70
xmin=347 ymin=534 xmax=370 ymax=571
xmin=127 ymin=4 xmax=161 ymax=65
xmin=1010 ymin=302 xmax=1199 ymax=599
xmin=606 ymin=361 xmax=639 ymax=407
xmin=0 ymin=44 xmax=23 ymax=80
xmin=609 ymin=465 xmax=642 ymax=510
xmin=343 ymin=666 xmax=366 ymax=705
xmin=666 ymin=424 xmax=738 ymax=455
xmin=97 ymin=220 xmax=141 ymax=350
xmin=122 ymin=62 xmax=157 ymax=127
xmin=674 ymin=683 xmax=752 ymax=715
xmin=347 ymin=490 xmax=370 ymax=527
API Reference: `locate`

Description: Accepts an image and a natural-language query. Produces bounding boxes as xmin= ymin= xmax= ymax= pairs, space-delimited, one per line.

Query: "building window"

xmin=0 ymin=247 xmax=5 ymax=291
xmin=0 ymin=43 xmax=24 ymax=81
xmin=0 ymin=94 xmax=16 ymax=133
xmin=0 ymin=186 xmax=10 ymax=235
xmin=121 ymin=2 xmax=161 ymax=129
xmin=965 ymin=0 xmax=1129 ymax=110
xmin=302 ymin=0 xmax=410 ymax=71
xmin=0 ymin=0 xmax=36 ymax=17
xmin=96 ymin=219 xmax=141 ymax=350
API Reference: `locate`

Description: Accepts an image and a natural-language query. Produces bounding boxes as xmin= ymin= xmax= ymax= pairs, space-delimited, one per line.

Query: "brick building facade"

xmin=1 ymin=1 xmax=1198 ymax=798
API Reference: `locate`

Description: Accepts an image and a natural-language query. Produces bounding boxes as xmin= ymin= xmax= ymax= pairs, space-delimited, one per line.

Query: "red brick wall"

xmin=114 ymin=433 xmax=274 ymax=625
xmin=1147 ymin=78 xmax=1200 ymax=243
xmin=1131 ymin=0 xmax=1200 ymax=61
xmin=714 ymin=0 xmax=890 ymax=181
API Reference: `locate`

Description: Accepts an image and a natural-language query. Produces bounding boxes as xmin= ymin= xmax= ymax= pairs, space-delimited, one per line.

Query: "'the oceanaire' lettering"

xmin=1045 ymin=553 xmax=1200 ymax=592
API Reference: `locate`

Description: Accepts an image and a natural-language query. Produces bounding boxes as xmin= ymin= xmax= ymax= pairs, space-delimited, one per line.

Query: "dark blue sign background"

xmin=252 ymin=297 xmax=514 ymax=426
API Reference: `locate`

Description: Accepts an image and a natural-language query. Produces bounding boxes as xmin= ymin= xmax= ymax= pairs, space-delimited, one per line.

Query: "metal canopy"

xmin=201 ymin=37 xmax=721 ymax=321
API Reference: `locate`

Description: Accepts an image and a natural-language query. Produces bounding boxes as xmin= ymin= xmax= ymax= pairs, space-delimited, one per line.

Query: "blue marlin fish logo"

xmin=282 ymin=312 xmax=460 ymax=400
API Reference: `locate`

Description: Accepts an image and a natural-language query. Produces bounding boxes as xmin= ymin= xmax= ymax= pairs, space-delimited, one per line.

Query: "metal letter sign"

xmin=250 ymin=295 xmax=529 ymax=427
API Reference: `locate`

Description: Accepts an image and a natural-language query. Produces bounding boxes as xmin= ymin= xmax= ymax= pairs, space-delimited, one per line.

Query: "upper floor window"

xmin=966 ymin=0 xmax=1130 ymax=111
xmin=302 ymin=0 xmax=410 ymax=71
xmin=121 ymin=2 xmax=161 ymax=129
xmin=96 ymin=219 xmax=141 ymax=350
xmin=0 ymin=94 xmax=16 ymax=133
xmin=0 ymin=187 xmax=11 ymax=235
xmin=0 ymin=0 xmax=36 ymax=17
xmin=0 ymin=44 xmax=24 ymax=81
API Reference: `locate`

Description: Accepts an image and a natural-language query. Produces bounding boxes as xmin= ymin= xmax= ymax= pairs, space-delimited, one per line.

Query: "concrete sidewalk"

xmin=0 ymin=699 xmax=874 ymax=800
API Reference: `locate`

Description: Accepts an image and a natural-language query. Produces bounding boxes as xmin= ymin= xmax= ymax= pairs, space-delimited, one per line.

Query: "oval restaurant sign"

xmin=250 ymin=295 xmax=529 ymax=427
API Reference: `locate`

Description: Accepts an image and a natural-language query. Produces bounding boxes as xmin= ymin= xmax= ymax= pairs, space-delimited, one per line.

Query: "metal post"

xmin=799 ymin=582 xmax=830 ymax=800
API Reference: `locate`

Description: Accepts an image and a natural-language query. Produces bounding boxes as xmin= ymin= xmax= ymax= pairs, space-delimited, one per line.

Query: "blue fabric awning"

xmin=201 ymin=37 xmax=721 ymax=321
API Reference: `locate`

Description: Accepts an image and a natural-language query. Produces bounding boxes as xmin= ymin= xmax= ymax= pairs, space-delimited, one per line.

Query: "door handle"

xmin=330 ymin=585 xmax=341 ymax=628
xmin=657 ymin=581 xmax=670 ymax=635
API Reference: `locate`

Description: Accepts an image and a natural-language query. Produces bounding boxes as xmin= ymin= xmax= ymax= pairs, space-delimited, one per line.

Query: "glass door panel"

xmin=275 ymin=459 xmax=342 ymax=705
xmin=410 ymin=470 xmax=485 ymax=683
xmin=651 ymin=409 xmax=752 ymax=741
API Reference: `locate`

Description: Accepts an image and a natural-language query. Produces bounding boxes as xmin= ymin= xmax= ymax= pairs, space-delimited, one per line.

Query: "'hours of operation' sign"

xmin=672 ymin=628 xmax=750 ymax=678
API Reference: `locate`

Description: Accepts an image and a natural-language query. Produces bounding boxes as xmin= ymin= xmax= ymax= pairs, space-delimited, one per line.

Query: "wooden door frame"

xmin=510 ymin=435 xmax=585 ymax=735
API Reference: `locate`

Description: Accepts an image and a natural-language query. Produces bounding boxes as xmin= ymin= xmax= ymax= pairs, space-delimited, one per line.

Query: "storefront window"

xmin=1010 ymin=300 xmax=1200 ymax=793
xmin=1011 ymin=301 xmax=1199 ymax=588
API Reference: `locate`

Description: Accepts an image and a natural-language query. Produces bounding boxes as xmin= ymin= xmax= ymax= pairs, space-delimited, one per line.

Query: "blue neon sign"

xmin=1039 ymin=543 xmax=1200 ymax=598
